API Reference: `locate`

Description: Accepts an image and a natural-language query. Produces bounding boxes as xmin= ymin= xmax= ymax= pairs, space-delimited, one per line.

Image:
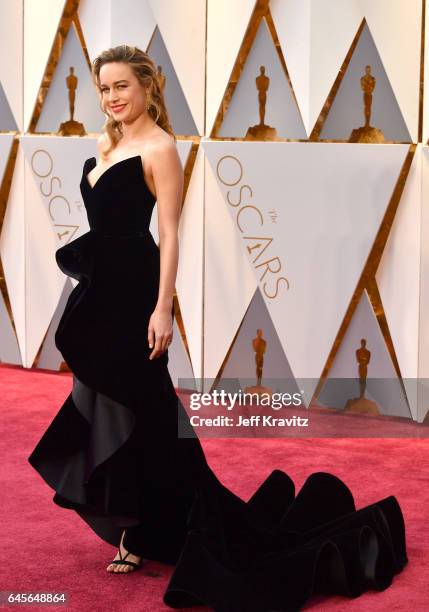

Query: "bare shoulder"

xmin=145 ymin=131 xmax=180 ymax=172
xmin=148 ymin=130 xmax=177 ymax=157
xmin=143 ymin=131 xmax=182 ymax=200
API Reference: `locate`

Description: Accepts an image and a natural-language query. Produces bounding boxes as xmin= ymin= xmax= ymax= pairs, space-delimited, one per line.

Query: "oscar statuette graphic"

xmin=245 ymin=66 xmax=278 ymax=140
xmin=58 ymin=66 xmax=86 ymax=136
xmin=156 ymin=65 xmax=166 ymax=92
xmin=349 ymin=65 xmax=385 ymax=143
xmin=344 ymin=338 xmax=380 ymax=415
xmin=244 ymin=328 xmax=273 ymax=398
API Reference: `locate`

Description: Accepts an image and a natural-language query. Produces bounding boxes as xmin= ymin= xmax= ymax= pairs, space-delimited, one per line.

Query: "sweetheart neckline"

xmin=84 ymin=155 xmax=156 ymax=199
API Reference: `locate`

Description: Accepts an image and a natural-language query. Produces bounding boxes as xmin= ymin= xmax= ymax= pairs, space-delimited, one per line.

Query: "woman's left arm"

xmin=147 ymin=141 xmax=183 ymax=360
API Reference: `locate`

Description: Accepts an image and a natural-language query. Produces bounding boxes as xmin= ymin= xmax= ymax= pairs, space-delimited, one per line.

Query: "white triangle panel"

xmin=202 ymin=140 xmax=257 ymax=391
xmin=204 ymin=141 xmax=409 ymax=403
xmin=148 ymin=0 xmax=206 ymax=135
xmin=418 ymin=147 xmax=429 ymax=422
xmin=79 ymin=0 xmax=157 ymax=85
xmin=0 ymin=135 xmax=15 ymax=183
xmin=0 ymin=146 xmax=26 ymax=363
xmin=0 ymin=83 xmax=18 ymax=132
xmin=110 ymin=0 xmax=156 ymax=49
xmin=174 ymin=142 xmax=204 ymax=383
xmin=270 ymin=0 xmax=311 ymax=135
xmin=24 ymin=0 xmax=66 ymax=131
xmin=0 ymin=0 xmax=23 ymax=130
xmin=23 ymin=152 xmax=67 ymax=367
xmin=0 ymin=289 xmax=22 ymax=366
xmin=78 ymin=0 xmax=111 ymax=62
xmin=309 ymin=0 xmax=363 ymax=135
xmin=206 ymin=0 xmax=257 ymax=135
xmin=423 ymin=0 xmax=429 ymax=144
xmin=167 ymin=317 xmax=196 ymax=391
xmin=17 ymin=136 xmax=95 ymax=367
xmin=376 ymin=146 xmax=421 ymax=381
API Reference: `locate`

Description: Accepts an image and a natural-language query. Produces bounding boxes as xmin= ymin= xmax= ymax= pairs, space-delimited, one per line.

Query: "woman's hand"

xmin=148 ymin=307 xmax=173 ymax=360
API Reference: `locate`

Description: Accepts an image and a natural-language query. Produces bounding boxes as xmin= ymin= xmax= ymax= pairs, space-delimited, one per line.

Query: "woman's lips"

xmin=111 ymin=104 xmax=126 ymax=112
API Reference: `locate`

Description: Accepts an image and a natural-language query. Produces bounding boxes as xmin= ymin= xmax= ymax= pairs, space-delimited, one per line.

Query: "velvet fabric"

xmin=28 ymin=156 xmax=408 ymax=611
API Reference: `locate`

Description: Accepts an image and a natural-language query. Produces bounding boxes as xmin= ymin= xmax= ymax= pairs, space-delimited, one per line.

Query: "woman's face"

xmin=98 ymin=61 xmax=147 ymax=122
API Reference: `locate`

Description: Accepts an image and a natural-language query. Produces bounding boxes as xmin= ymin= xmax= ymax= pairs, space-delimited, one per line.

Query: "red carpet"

xmin=0 ymin=364 xmax=427 ymax=611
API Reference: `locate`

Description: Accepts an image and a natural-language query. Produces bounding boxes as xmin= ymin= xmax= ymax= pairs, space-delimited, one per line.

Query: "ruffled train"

xmin=164 ymin=469 xmax=407 ymax=610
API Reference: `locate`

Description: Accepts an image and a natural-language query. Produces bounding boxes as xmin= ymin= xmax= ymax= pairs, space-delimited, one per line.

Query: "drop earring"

xmin=146 ymin=94 xmax=151 ymax=111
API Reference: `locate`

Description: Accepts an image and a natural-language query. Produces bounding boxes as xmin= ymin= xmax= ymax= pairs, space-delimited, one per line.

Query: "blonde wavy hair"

xmin=91 ymin=44 xmax=175 ymax=159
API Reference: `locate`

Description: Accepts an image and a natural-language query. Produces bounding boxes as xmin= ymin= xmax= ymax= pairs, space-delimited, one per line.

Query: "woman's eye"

xmin=100 ymin=85 xmax=126 ymax=93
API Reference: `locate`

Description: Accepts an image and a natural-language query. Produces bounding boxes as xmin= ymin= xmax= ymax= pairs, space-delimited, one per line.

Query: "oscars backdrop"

xmin=1 ymin=0 xmax=429 ymax=426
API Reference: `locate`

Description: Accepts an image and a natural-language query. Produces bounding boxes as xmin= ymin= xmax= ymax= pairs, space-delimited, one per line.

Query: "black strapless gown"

xmin=28 ymin=155 xmax=408 ymax=611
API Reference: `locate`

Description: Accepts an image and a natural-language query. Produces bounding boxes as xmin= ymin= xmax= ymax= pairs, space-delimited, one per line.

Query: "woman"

xmin=28 ymin=45 xmax=408 ymax=610
xmin=81 ymin=45 xmax=184 ymax=574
